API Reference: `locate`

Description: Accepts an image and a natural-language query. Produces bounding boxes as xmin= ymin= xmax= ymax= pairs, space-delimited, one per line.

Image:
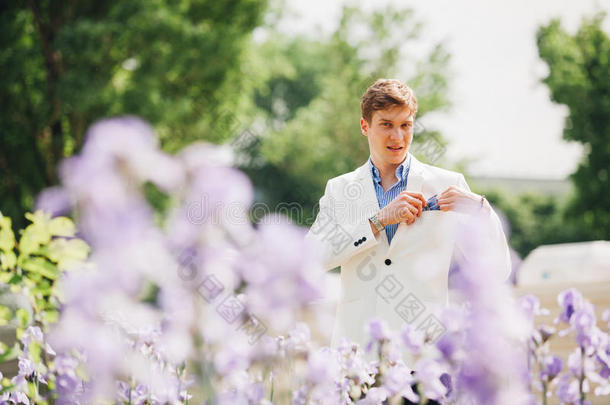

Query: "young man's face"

xmin=360 ymin=105 xmax=414 ymax=169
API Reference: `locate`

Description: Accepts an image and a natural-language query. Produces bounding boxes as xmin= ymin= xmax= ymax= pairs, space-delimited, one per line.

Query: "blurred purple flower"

xmin=35 ymin=186 xmax=71 ymax=217
xmin=359 ymin=387 xmax=388 ymax=405
xmin=556 ymin=374 xmax=582 ymax=403
xmin=382 ymin=362 xmax=418 ymax=403
xmin=602 ymin=309 xmax=610 ymax=329
xmin=237 ymin=216 xmax=327 ymax=331
xmin=401 ymin=325 xmax=424 ymax=356
xmin=17 ymin=358 xmax=34 ymax=378
xmin=540 ymin=355 xmax=562 ymax=381
xmin=20 ymin=326 xmax=43 ymax=347
xmin=557 ymin=288 xmax=584 ymax=324
xmin=414 ymin=358 xmax=447 ymax=401
xmin=567 ymin=348 xmax=583 ymax=376
xmin=365 ymin=319 xmax=390 ymax=353
xmin=573 ymin=303 xmax=597 ymax=348
xmin=519 ymin=294 xmax=550 ymax=320
xmin=307 ymin=348 xmax=340 ymax=385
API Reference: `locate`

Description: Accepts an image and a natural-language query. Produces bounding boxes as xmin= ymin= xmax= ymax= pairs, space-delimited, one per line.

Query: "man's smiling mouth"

xmin=387 ymin=146 xmax=403 ymax=150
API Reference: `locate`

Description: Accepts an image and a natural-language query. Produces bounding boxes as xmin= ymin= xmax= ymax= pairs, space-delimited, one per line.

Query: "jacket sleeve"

xmin=305 ymin=180 xmax=380 ymax=271
xmin=454 ymin=174 xmax=512 ymax=282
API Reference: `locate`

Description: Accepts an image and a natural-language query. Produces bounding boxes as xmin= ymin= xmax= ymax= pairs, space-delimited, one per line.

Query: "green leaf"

xmin=0 ymin=305 xmax=11 ymax=326
xmin=15 ymin=308 xmax=30 ymax=329
xmin=31 ymin=284 xmax=52 ymax=297
xmin=0 ymin=342 xmax=19 ymax=363
xmin=7 ymin=273 xmax=22 ymax=285
xmin=46 ymin=238 xmax=90 ymax=270
xmin=0 ymin=383 xmax=16 ymax=395
xmin=19 ymin=211 xmax=53 ymax=256
xmin=29 ymin=342 xmax=42 ymax=363
xmin=0 ymin=250 xmax=17 ymax=271
xmin=19 ymin=257 xmax=59 ymax=280
xmin=49 ymin=217 xmax=76 ymax=237
xmin=42 ymin=310 xmax=59 ymax=324
xmin=0 ymin=215 xmax=15 ymax=253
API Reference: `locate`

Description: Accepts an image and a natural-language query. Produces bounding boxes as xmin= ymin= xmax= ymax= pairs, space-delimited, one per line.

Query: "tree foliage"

xmin=0 ymin=0 xmax=268 ymax=228
xmin=537 ymin=12 xmax=610 ymax=240
xmin=483 ymin=189 xmax=590 ymax=258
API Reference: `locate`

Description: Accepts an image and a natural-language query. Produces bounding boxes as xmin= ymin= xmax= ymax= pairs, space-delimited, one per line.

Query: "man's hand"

xmin=378 ymin=191 xmax=427 ymax=226
xmin=438 ymin=185 xmax=485 ymax=214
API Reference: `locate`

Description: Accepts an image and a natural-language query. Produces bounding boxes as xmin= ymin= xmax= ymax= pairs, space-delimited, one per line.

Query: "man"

xmin=306 ymin=79 xmax=511 ymax=357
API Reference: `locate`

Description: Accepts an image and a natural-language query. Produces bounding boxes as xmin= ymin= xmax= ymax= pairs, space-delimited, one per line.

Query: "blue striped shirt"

xmin=369 ymin=155 xmax=411 ymax=244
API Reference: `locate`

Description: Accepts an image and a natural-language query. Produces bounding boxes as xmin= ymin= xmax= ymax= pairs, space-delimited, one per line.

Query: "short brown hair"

xmin=361 ymin=79 xmax=418 ymax=123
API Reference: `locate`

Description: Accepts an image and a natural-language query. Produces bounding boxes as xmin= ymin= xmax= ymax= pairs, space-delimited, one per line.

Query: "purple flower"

xmin=368 ymin=319 xmax=390 ymax=342
xmin=8 ymin=392 xmax=30 ymax=405
xmin=572 ymin=303 xmax=598 ymax=349
xmin=520 ymin=294 xmax=549 ymax=319
xmin=56 ymin=374 xmax=80 ymax=393
xmin=537 ymin=324 xmax=556 ymax=344
xmin=557 ymin=288 xmax=583 ymax=324
xmin=383 ymin=363 xmax=418 ymax=403
xmin=54 ymin=354 xmax=79 ymax=375
xmin=359 ymin=387 xmax=388 ymax=405
xmin=556 ymin=374 xmax=581 ymax=403
xmin=567 ymin=348 xmax=583 ymax=376
xmin=307 ymin=348 xmax=340 ymax=385
xmin=18 ymin=358 xmax=34 ymax=378
xmin=35 ymin=186 xmax=71 ymax=217
xmin=413 ymin=358 xmax=447 ymax=401
xmin=365 ymin=319 xmax=390 ymax=353
xmin=401 ymin=325 xmax=424 ymax=356
xmin=602 ymin=309 xmax=610 ymax=328
xmin=292 ymin=385 xmax=308 ymax=405
xmin=540 ymin=355 xmax=562 ymax=381
xmin=79 ymin=117 xmax=184 ymax=193
xmin=435 ymin=332 xmax=460 ymax=362
xmin=439 ymin=373 xmax=453 ymax=398
xmin=20 ymin=326 xmax=43 ymax=348
xmin=236 ymin=216 xmax=327 ymax=331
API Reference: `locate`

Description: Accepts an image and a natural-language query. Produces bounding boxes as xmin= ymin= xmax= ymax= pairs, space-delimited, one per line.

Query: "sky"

xmin=272 ymin=0 xmax=609 ymax=179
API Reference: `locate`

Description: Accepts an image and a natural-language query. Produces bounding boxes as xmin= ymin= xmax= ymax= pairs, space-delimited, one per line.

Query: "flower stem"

xmin=579 ymin=346 xmax=585 ymax=404
xmin=542 ymin=381 xmax=547 ymax=405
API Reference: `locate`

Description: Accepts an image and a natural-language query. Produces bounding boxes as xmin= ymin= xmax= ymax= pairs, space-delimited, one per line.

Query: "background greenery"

xmin=1 ymin=1 xmax=608 ymax=259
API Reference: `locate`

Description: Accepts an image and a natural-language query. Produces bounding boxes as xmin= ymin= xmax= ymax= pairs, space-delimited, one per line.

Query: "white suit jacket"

xmin=306 ymin=155 xmax=511 ymax=355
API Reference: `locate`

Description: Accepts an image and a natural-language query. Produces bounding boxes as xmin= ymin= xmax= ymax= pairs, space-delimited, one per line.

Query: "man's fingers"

xmin=439 ymin=187 xmax=458 ymax=198
xmin=437 ymin=196 xmax=453 ymax=204
xmin=401 ymin=191 xmax=427 ymax=206
xmin=439 ymin=202 xmax=453 ymax=212
xmin=413 ymin=192 xmax=427 ymax=206
xmin=405 ymin=198 xmax=423 ymax=216
xmin=398 ymin=205 xmax=417 ymax=221
xmin=406 ymin=203 xmax=418 ymax=218
xmin=405 ymin=194 xmax=423 ymax=208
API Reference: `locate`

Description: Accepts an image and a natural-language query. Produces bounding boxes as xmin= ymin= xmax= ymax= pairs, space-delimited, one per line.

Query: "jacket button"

xmin=354 ymin=241 xmax=359 ymax=246
xmin=362 ymin=236 xmax=367 ymax=242
xmin=384 ymin=259 xmax=392 ymax=266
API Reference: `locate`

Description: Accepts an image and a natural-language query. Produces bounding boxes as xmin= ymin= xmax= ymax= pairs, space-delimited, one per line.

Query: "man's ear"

xmin=360 ymin=117 xmax=369 ymax=136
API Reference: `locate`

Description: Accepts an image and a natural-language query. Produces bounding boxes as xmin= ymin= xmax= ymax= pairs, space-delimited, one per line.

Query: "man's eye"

xmin=382 ymin=123 xmax=391 ymax=127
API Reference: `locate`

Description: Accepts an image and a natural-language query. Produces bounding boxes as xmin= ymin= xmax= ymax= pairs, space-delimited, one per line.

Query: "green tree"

xmin=237 ymin=5 xmax=452 ymax=225
xmin=483 ymin=189 xmax=590 ymax=257
xmin=0 ymin=0 xmax=268 ymax=228
xmin=537 ymin=11 xmax=610 ymax=240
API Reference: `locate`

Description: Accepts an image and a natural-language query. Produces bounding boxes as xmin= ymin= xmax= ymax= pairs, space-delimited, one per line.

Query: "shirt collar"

xmin=369 ymin=154 xmax=411 ymax=183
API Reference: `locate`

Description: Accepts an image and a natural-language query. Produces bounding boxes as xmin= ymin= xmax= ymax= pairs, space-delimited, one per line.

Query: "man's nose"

xmin=389 ymin=128 xmax=402 ymax=139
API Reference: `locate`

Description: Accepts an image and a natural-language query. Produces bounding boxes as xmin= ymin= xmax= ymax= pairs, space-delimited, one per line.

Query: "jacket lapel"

xmin=354 ymin=160 xmax=381 ymax=213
